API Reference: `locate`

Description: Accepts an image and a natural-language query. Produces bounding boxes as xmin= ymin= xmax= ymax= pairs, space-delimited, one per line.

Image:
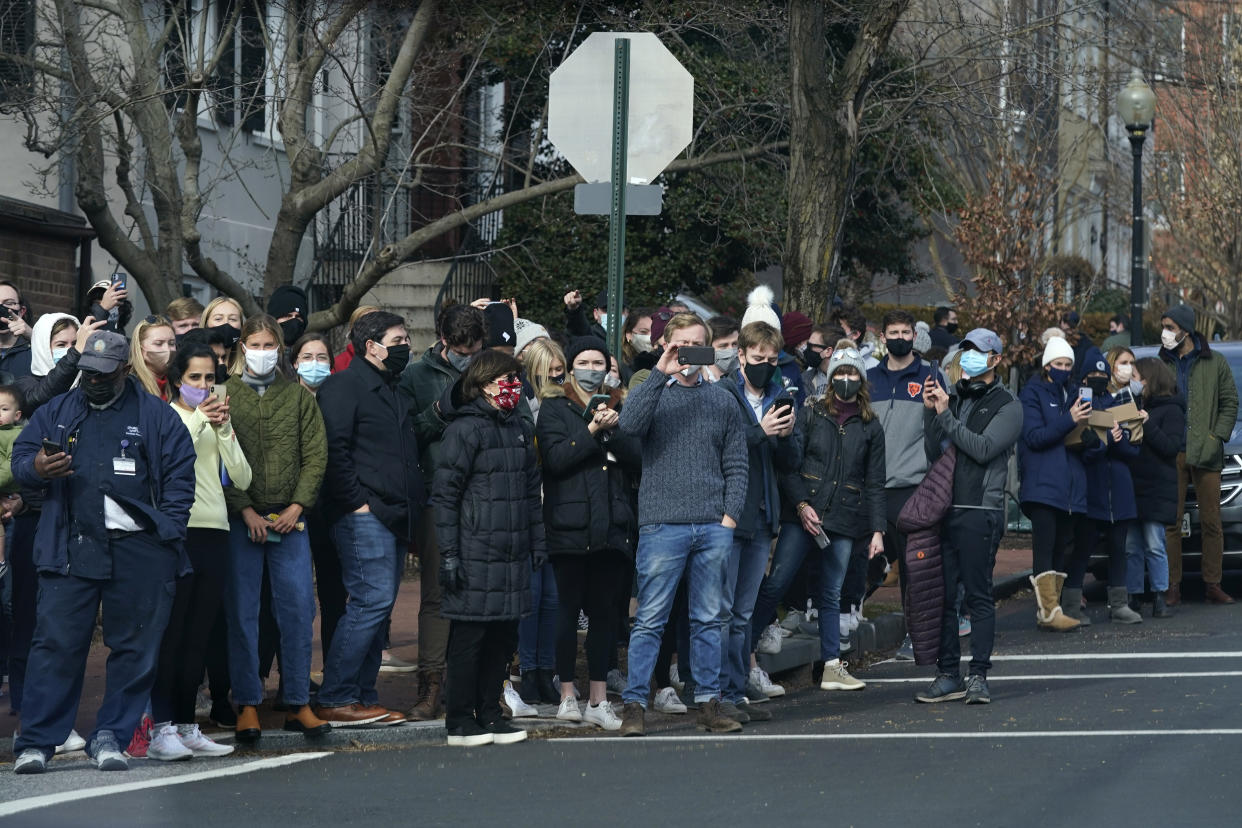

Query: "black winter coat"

xmin=536 ymin=394 xmax=641 ymax=558
xmin=779 ymin=401 xmax=886 ymax=539
xmin=1130 ymin=394 xmax=1186 ymax=526
xmin=318 ymin=357 xmax=426 ymax=541
xmin=432 ymin=388 xmax=546 ymax=621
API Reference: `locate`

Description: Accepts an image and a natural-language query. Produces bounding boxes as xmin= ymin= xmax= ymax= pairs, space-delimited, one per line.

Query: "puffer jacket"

xmin=398 ymin=343 xmax=461 ymax=489
xmin=1018 ymin=375 xmax=1089 ymax=514
xmin=432 ymin=385 xmax=546 ymax=621
xmin=896 ymin=446 xmax=957 ymax=666
xmin=223 ymin=373 xmax=327 ymax=514
xmin=1083 ymin=391 xmax=1140 ymax=523
xmin=1129 ymin=394 xmax=1186 ymax=526
xmin=1160 ymin=334 xmax=1238 ymax=471
xmin=536 ymin=388 xmax=641 ymax=558
xmin=779 ymin=400 xmax=886 ymax=539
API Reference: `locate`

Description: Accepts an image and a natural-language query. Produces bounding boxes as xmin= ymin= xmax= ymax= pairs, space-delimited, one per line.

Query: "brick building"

xmin=0 ymin=195 xmax=93 ymax=317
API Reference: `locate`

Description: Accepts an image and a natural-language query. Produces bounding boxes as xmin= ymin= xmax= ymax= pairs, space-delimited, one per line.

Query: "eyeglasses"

xmin=835 ymin=349 xmax=862 ymax=360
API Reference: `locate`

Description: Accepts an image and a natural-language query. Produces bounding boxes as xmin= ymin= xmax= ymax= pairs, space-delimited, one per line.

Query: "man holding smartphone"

xmin=616 ymin=312 xmax=748 ymax=736
xmin=717 ymin=322 xmax=799 ymax=717
xmin=0 ymin=281 xmax=33 ymax=381
xmin=916 ymin=329 xmax=1021 ymax=706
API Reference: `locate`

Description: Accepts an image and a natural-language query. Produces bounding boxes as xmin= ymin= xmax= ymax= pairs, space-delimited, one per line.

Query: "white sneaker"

xmin=669 ymin=663 xmax=685 ymax=692
xmin=56 ymin=729 xmax=87 ymax=754
xmin=583 ymin=700 xmax=622 ymax=731
xmin=147 ymin=723 xmax=193 ymax=761
xmin=804 ymin=601 xmax=818 ymax=622
xmin=653 ymin=686 xmax=688 ymax=714
xmin=750 ymin=666 xmax=786 ymax=698
xmin=756 ymin=625 xmax=783 ymax=655
xmin=556 ymin=697 xmax=582 ymax=722
xmin=194 ymin=687 xmax=212 ymax=719
xmin=503 ymin=680 xmax=539 ymax=718
xmin=605 ymin=668 xmax=627 ymax=696
xmin=779 ymin=610 xmax=805 ymax=632
xmin=14 ymin=748 xmax=48 ymax=774
xmin=176 ymin=723 xmax=234 ymax=757
xmin=819 ymin=659 xmax=866 ymax=691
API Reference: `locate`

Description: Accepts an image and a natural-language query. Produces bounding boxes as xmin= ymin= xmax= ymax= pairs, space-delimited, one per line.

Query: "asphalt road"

xmin=4 ymin=588 xmax=1241 ymax=827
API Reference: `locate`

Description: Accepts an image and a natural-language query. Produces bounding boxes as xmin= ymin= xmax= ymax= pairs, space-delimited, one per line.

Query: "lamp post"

xmin=1116 ymin=68 xmax=1156 ymax=346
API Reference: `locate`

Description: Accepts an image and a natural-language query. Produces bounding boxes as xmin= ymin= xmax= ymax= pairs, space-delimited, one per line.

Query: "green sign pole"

xmin=605 ymin=38 xmax=630 ymax=361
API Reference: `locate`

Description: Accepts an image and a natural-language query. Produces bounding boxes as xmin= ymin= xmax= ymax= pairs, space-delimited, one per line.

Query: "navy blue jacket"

xmin=1129 ymin=394 xmax=1186 ymax=526
xmin=11 ymin=378 xmax=197 ymax=576
xmin=1018 ymin=375 xmax=1090 ymax=514
xmin=1083 ymin=391 xmax=1140 ymax=523
xmin=720 ymin=371 xmax=802 ymax=539
xmin=777 ymin=351 xmax=805 ymax=407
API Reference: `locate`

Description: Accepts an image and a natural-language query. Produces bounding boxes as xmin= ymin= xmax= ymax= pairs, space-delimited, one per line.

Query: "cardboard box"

xmin=1065 ymin=402 xmax=1143 ymax=446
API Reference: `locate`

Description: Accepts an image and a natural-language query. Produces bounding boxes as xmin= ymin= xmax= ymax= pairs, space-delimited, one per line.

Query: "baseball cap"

xmin=961 ymin=328 xmax=1003 ymax=354
xmin=77 ymin=331 xmax=129 ymax=373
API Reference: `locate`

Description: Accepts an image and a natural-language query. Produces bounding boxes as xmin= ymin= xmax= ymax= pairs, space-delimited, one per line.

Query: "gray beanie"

xmin=826 ymin=344 xmax=867 ymax=380
xmin=1162 ymin=304 xmax=1195 ymax=334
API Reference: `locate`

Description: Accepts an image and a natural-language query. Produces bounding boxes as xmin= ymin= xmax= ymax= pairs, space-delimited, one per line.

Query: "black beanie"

xmin=1161 ymin=304 xmax=1195 ymax=334
xmin=483 ymin=302 xmax=516 ymax=348
xmin=267 ymin=284 xmax=307 ymax=318
xmin=566 ymin=335 xmax=610 ymax=368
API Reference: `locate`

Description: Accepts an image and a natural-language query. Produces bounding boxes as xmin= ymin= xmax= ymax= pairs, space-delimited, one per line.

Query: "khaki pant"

xmin=1165 ymin=452 xmax=1225 ymax=586
xmin=416 ymin=506 xmax=451 ymax=671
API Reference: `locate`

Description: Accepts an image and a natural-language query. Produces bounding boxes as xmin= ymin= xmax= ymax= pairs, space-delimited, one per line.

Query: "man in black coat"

xmin=315 ymin=310 xmax=425 ymax=726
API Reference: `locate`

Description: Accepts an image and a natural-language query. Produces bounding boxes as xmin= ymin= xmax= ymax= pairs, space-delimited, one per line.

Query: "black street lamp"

xmin=1117 ymin=68 xmax=1156 ymax=346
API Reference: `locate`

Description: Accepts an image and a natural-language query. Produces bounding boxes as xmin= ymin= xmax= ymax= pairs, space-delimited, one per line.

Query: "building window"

xmin=0 ymin=0 xmax=35 ymax=103
xmin=163 ymin=0 xmax=268 ymax=133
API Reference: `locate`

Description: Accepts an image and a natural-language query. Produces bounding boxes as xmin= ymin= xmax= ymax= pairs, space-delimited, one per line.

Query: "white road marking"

xmin=866 ymin=671 xmax=1242 ymax=683
xmin=553 ymin=729 xmax=1242 ymax=744
xmin=0 ymin=752 xmax=332 ymax=819
xmin=988 ymin=651 xmax=1242 ymax=661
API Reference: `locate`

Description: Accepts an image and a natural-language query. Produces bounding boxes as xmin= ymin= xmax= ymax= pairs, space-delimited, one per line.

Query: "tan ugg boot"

xmin=1030 ymin=571 xmax=1080 ymax=632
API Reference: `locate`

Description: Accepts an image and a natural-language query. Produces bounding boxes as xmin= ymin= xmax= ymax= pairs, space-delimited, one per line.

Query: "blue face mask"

xmin=1047 ymin=367 xmax=1072 ymax=386
xmin=297 ymin=361 xmax=331 ymax=388
xmin=959 ymin=349 xmax=991 ymax=378
xmin=51 ymin=346 xmax=69 ymax=365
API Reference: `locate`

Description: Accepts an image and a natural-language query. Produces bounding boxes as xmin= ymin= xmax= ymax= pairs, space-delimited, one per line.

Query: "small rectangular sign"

xmin=574 ymin=182 xmax=663 ymax=215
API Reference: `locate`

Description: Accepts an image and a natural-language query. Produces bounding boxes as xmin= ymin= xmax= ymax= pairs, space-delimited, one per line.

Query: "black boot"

xmin=1152 ymin=593 xmax=1174 ymax=618
xmin=519 ymin=670 xmax=541 ymax=705
xmin=536 ymin=669 xmax=560 ymax=705
xmin=1128 ymin=594 xmax=1142 ymax=615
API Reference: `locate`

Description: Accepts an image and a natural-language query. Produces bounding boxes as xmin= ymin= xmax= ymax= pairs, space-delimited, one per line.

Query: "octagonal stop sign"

xmin=548 ymin=32 xmax=694 ymax=185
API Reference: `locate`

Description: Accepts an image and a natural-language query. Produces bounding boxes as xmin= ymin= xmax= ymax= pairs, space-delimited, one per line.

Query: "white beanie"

xmin=513 ymin=318 xmax=549 ymax=357
xmin=1041 ymin=335 xmax=1075 ymax=367
xmin=739 ymin=285 xmax=781 ymax=331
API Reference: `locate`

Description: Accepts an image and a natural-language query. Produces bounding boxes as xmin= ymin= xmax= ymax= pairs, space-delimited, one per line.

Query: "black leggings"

xmin=552 ymin=552 xmax=629 ymax=683
xmin=1024 ymin=503 xmax=1078 ymax=574
xmin=445 ymin=619 xmax=517 ymax=730
xmin=152 ymin=528 xmax=229 ymax=723
xmin=1066 ymin=519 xmax=1132 ymax=589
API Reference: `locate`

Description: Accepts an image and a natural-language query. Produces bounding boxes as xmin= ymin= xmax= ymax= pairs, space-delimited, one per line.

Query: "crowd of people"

xmin=0 ymin=275 xmax=1235 ymax=765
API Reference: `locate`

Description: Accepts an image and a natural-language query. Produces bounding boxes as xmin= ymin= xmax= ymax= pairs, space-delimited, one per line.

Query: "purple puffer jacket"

xmin=896 ymin=446 xmax=957 ymax=666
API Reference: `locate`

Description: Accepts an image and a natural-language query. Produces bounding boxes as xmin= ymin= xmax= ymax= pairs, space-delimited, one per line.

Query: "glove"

xmin=1079 ymin=427 xmax=1101 ymax=449
xmin=439 ymin=554 xmax=464 ymax=594
xmin=532 ymin=550 xmax=548 ymax=571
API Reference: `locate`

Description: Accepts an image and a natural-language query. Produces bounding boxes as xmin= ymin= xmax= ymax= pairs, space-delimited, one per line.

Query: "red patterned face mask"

xmin=492 ymin=378 xmax=522 ymax=411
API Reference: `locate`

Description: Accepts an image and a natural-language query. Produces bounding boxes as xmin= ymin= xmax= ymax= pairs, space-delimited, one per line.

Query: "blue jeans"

xmin=318 ymin=512 xmax=403 ymax=707
xmin=225 ymin=518 xmax=315 ymax=706
xmin=816 ymin=534 xmax=854 ymax=662
xmin=720 ymin=531 xmax=771 ymax=702
xmin=518 ymin=562 xmax=559 ymax=672
xmin=622 ymin=522 xmax=733 ymax=706
xmin=750 ymin=522 xmax=812 ymax=644
xmin=1125 ymin=520 xmax=1170 ymax=593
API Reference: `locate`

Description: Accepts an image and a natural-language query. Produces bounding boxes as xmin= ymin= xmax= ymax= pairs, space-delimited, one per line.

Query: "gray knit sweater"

xmin=619 ymin=370 xmax=748 ymax=526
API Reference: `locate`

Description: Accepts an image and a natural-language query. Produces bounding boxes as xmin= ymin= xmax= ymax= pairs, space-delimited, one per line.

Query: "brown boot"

xmin=1165 ymin=583 xmax=1181 ymax=607
xmin=235 ymin=705 xmax=261 ymax=742
xmin=284 ymin=705 xmax=331 ymax=737
xmin=1205 ymin=583 xmax=1236 ymax=604
xmin=1030 ymin=571 xmax=1080 ymax=632
xmin=407 ymin=670 xmax=444 ymax=721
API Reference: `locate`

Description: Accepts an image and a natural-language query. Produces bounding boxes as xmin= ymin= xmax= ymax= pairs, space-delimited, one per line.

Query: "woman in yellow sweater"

xmin=147 ymin=343 xmax=255 ymax=760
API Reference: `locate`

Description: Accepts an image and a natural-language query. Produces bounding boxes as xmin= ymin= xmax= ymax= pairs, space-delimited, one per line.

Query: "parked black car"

xmin=1089 ymin=342 xmax=1242 ymax=580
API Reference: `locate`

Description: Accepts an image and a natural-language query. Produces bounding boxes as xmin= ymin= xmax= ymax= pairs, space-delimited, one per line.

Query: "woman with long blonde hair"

xmin=129 ymin=315 xmax=177 ymax=401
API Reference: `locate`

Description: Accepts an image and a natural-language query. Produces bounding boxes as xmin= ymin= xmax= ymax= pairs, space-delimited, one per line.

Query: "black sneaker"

xmin=677 ymin=682 xmax=700 ymax=711
xmin=619 ymin=702 xmax=646 ymax=737
xmin=964 ymin=674 xmax=991 ymax=705
xmin=480 ymin=718 xmax=528 ymax=745
xmin=446 ymin=719 xmax=494 ymax=747
xmin=914 ymin=672 xmax=966 ymax=703
xmin=737 ymin=700 xmax=772 ymax=722
xmin=717 ymin=700 xmax=749 ymax=724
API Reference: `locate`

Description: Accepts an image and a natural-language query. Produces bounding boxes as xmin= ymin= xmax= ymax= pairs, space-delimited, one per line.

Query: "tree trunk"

xmin=783 ymin=0 xmax=910 ymax=316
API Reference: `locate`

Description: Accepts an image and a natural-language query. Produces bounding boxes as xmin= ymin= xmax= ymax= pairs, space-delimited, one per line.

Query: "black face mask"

xmin=743 ymin=361 xmax=777 ymax=391
xmin=804 ymin=348 xmax=823 ymax=371
xmin=549 ymin=373 xmax=566 ymax=386
xmin=833 ymin=377 xmax=862 ymax=400
xmin=886 ymin=338 xmax=913 ymax=358
xmin=945 ymin=322 xmax=959 ymax=335
xmin=208 ymin=324 xmax=241 ymax=348
xmin=82 ymin=371 xmax=126 ymax=405
xmin=381 ymin=343 xmax=410 ymax=374
xmin=279 ymin=317 xmax=306 ymax=346
xmin=215 ymin=362 xmax=231 ymax=384
xmin=1085 ymin=376 xmax=1109 ymax=395
xmin=956 ymin=377 xmax=992 ymax=398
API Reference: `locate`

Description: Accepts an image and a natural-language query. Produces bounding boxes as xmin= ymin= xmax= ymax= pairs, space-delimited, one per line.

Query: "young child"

xmin=0 ymin=384 xmax=26 ymax=570
xmin=432 ymin=350 xmax=546 ymax=747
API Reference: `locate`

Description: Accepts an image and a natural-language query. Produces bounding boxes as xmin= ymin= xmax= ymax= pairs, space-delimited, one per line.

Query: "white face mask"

xmin=1161 ymin=329 xmax=1184 ymax=350
xmin=1114 ymin=363 xmax=1133 ymax=382
xmin=244 ymin=346 xmax=279 ymax=376
xmin=630 ymin=333 xmax=653 ymax=353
